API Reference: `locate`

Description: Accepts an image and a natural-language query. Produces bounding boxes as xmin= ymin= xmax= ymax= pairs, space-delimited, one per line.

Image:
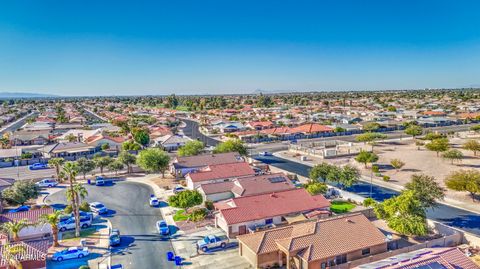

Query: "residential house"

xmin=185 ymin=162 xmax=255 ymax=190
xmin=10 ymin=130 xmax=51 ymax=146
xmin=357 ymin=247 xmax=480 ymax=269
xmin=0 ymin=207 xmax=53 ymax=241
xmin=213 ymin=121 xmax=246 ymax=133
xmin=170 ymin=152 xmax=244 ymax=177
xmin=198 ymin=173 xmax=296 ymax=202
xmin=152 ymin=134 xmax=190 ymax=151
xmin=246 ymin=121 xmax=275 ymax=130
xmin=0 ymin=239 xmax=49 ymax=269
xmin=84 ymin=134 xmax=126 ymax=151
xmin=39 ymin=142 xmax=96 ymax=159
xmin=214 ymin=188 xmax=330 ymax=238
xmin=55 ymin=129 xmax=101 ymax=142
xmin=237 ymin=213 xmax=387 ymax=269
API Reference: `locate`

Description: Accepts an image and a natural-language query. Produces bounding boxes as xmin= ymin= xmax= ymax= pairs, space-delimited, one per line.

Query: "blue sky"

xmin=1 ymin=0 xmax=480 ymax=96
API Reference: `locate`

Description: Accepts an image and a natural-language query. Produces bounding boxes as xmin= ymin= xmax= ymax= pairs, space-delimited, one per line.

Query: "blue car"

xmin=156 ymin=220 xmax=169 ymax=236
xmin=28 ymin=163 xmax=49 ymax=170
xmin=9 ymin=205 xmax=30 ymax=213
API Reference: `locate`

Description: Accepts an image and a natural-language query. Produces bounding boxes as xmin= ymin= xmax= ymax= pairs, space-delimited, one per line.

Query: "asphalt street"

xmin=180 ymin=119 xmax=221 ymax=147
xmin=0 ymin=166 xmax=56 ymax=181
xmin=0 ymin=112 xmax=37 ymax=135
xmin=254 ymin=154 xmax=480 ymax=236
xmin=46 ymin=181 xmax=175 ymax=269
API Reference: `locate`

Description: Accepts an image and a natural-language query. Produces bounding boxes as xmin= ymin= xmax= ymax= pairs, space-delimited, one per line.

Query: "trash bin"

xmin=87 ymin=179 xmax=91 ymax=185
xmin=167 ymin=251 xmax=174 ymax=261
xmin=174 ymin=256 xmax=182 ymax=266
xmin=80 ymin=239 xmax=87 ymax=247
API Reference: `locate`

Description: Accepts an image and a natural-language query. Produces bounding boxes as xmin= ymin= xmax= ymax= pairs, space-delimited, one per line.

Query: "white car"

xmin=58 ymin=217 xmax=92 ymax=232
xmin=90 ymin=202 xmax=108 ymax=214
xmin=52 ymin=247 xmax=89 ymax=262
xmin=35 ymin=178 xmax=58 ymax=188
xmin=149 ymin=196 xmax=160 ymax=207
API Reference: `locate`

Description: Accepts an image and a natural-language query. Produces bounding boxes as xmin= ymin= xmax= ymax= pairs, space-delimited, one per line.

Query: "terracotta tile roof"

xmin=457 ymin=112 xmax=480 ymax=119
xmin=289 ymin=123 xmax=334 ymax=134
xmin=259 ymin=123 xmax=333 ymax=135
xmin=231 ymin=173 xmax=296 ymax=197
xmin=187 ymin=162 xmax=255 ymax=183
xmin=0 ymin=239 xmax=50 ymax=267
xmin=423 ymin=110 xmax=447 ymax=116
xmin=261 ymin=127 xmax=292 ymax=135
xmin=359 ymin=247 xmax=479 ymax=269
xmin=200 ymin=181 xmax=235 ymax=195
xmin=0 ymin=207 xmax=54 ymax=225
xmin=215 ymin=189 xmax=330 ymax=225
xmin=248 ymin=121 xmax=274 ymax=127
xmin=173 ymin=152 xmax=243 ymax=169
xmin=199 ymin=173 xmax=296 ymax=197
xmin=239 ymin=214 xmax=386 ymax=263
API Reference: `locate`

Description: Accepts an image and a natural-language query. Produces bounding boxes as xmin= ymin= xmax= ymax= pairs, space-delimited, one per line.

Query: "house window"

xmin=362 ymin=248 xmax=370 ymax=256
xmin=335 ymin=254 xmax=347 ymax=265
xmin=321 ymin=262 xmax=327 ymax=269
xmin=265 ymin=218 xmax=273 ymax=225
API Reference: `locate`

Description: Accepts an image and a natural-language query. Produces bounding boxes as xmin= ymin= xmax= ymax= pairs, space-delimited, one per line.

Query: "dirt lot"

xmin=343 ymin=136 xmax=480 ymax=210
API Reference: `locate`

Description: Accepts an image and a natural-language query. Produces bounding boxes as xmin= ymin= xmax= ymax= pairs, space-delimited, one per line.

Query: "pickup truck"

xmin=196 ymin=235 xmax=229 ymax=252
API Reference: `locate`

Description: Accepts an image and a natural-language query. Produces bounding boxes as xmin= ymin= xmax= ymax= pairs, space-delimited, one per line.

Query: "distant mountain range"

xmin=0 ymin=92 xmax=58 ymax=98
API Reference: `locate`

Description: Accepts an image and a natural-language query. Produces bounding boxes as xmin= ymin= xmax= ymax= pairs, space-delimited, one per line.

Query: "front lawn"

xmin=61 ymin=228 xmax=98 ymax=240
xmin=330 ymin=200 xmax=356 ymax=214
xmin=173 ymin=209 xmax=189 ymax=221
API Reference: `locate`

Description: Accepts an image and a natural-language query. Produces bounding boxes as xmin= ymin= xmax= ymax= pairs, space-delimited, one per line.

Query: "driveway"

xmin=46 ymin=180 xmax=175 ymax=269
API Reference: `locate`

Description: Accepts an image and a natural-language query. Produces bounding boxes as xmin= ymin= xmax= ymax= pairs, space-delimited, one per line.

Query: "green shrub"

xmin=21 ymin=152 xmax=33 ymax=159
xmin=79 ymin=201 xmax=91 ymax=212
xmin=371 ymin=165 xmax=380 ymax=173
xmin=64 ymin=205 xmax=73 ymax=214
xmin=190 ymin=208 xmax=207 ymax=222
xmin=79 ymin=265 xmax=90 ymax=269
xmin=383 ymin=175 xmax=390 ymax=182
xmin=204 ymin=200 xmax=214 ymax=210
xmin=363 ymin=197 xmax=376 ymax=207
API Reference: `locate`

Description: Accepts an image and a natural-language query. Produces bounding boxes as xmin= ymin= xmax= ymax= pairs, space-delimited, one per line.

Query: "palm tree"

xmin=1 ymin=219 xmax=30 ymax=242
xmin=48 ymin=158 xmax=65 ymax=179
xmin=39 ymin=211 xmax=62 ymax=247
xmin=62 ymin=162 xmax=81 ymax=237
xmin=66 ymin=184 xmax=88 ymax=238
xmin=2 ymin=243 xmax=26 ymax=269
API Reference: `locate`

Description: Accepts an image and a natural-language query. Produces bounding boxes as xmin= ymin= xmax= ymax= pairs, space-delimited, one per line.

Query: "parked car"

xmin=109 ymin=228 xmax=121 ymax=247
xmin=35 ymin=178 xmax=58 ymax=188
xmin=52 ymin=247 xmax=89 ymax=262
xmin=95 ymin=177 xmax=105 ymax=186
xmin=28 ymin=163 xmax=48 ymax=170
xmin=9 ymin=205 xmax=30 ymax=213
xmin=90 ymin=202 xmax=108 ymax=214
xmin=196 ymin=235 xmax=229 ymax=252
xmin=156 ymin=220 xmax=169 ymax=236
xmin=149 ymin=196 xmax=160 ymax=207
xmin=58 ymin=217 xmax=92 ymax=232
xmin=59 ymin=211 xmax=94 ymax=223
xmin=173 ymin=185 xmax=185 ymax=194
